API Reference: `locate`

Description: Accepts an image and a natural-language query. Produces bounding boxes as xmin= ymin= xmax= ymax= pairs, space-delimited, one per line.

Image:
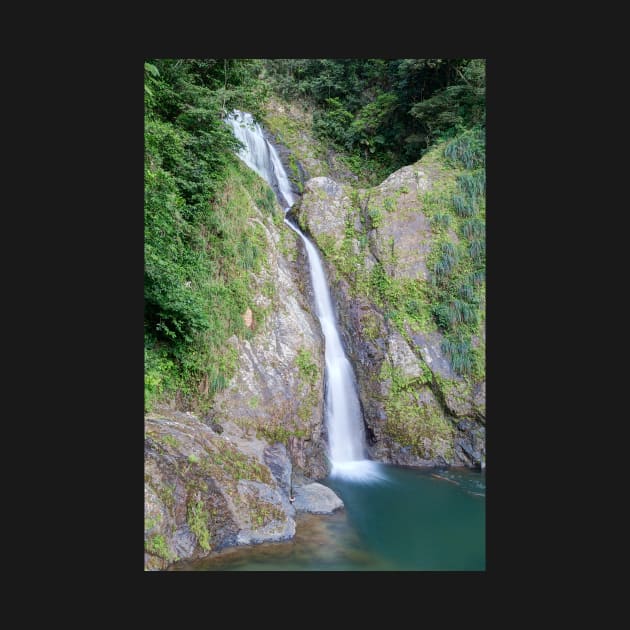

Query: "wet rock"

xmin=263 ymin=443 xmax=292 ymax=497
xmin=387 ymin=330 xmax=423 ymax=379
xmin=408 ymin=330 xmax=457 ymax=381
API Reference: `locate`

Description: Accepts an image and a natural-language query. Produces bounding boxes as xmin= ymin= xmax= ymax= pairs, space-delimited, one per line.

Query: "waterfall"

xmin=226 ymin=110 xmax=382 ymax=482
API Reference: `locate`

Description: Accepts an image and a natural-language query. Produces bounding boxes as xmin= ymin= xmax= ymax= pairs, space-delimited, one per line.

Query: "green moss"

xmin=155 ymin=483 xmax=175 ymax=511
xmin=162 ymin=435 xmax=180 ymax=449
xmin=187 ymin=499 xmax=212 ymax=551
xmin=296 ymin=348 xmax=318 ymax=385
xmin=144 ymin=515 xmax=161 ymax=532
xmin=145 ymin=534 xmax=178 ymax=562
xmin=360 ymin=310 xmax=382 ymax=341
xmin=245 ymin=491 xmax=286 ymax=529
xmin=278 ymin=225 xmax=298 ymax=262
xmin=263 ymin=105 xmax=330 ymax=178
xmin=205 ymin=442 xmax=272 ymax=484
xmin=295 ymin=347 xmax=319 ymax=423
xmin=383 ymin=387 xmax=454 ymax=460
xmin=287 ymin=153 xmax=304 ymax=193
xmin=435 ymin=373 xmax=474 ymax=406
xmin=258 ymin=424 xmax=308 ymax=445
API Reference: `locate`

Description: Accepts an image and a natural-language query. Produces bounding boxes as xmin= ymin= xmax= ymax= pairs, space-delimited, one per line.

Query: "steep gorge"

xmin=267 ymin=99 xmax=486 ymax=469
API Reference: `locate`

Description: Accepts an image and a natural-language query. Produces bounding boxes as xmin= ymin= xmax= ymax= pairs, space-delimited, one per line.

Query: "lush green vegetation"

xmin=144 ymin=59 xmax=274 ymax=412
xmin=145 ymin=533 xmax=177 ymax=562
xmin=187 ymin=499 xmax=212 ymax=551
xmin=263 ymin=59 xmax=484 ymax=180
xmin=423 ymin=129 xmax=486 ymax=377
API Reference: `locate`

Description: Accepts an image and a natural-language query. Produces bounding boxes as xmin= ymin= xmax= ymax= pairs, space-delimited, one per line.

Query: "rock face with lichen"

xmin=293 ymin=147 xmax=485 ymax=469
xmin=144 ymin=411 xmax=297 ymax=570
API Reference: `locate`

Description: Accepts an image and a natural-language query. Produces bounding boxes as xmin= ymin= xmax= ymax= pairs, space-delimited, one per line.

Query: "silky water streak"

xmin=226 ymin=110 xmax=383 ymax=481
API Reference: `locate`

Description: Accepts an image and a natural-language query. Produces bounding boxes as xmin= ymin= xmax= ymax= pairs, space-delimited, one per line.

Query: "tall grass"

xmin=256 ymin=187 xmax=277 ymax=214
xmin=461 ymin=218 xmax=485 ymax=239
xmin=432 ymin=212 xmax=452 ymax=229
xmin=444 ymin=127 xmax=485 ymax=170
xmin=431 ymin=241 xmax=459 ymax=285
xmin=469 ymin=239 xmax=486 ymax=263
xmin=441 ymin=334 xmax=474 ymax=374
xmin=453 ymin=194 xmax=475 ymax=217
xmin=457 ymin=171 xmax=485 ymax=198
xmin=458 ymin=282 xmax=475 ymax=302
xmin=426 ymin=128 xmax=486 ymax=377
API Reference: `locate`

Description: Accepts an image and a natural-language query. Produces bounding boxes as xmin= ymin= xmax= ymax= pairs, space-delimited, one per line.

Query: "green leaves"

xmin=145 ymin=62 xmax=160 ymax=77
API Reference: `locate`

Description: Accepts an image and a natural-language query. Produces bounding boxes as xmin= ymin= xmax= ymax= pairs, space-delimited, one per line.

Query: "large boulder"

xmin=292 ymin=482 xmax=344 ymax=514
xmin=144 ymin=412 xmax=297 ymax=571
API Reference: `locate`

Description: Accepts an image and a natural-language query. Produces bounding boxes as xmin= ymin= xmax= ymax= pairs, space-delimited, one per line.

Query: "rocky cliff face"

xmin=145 ymin=161 xmax=335 ymax=570
xmin=294 ymin=148 xmax=485 ymax=469
xmin=207 ymin=195 xmax=328 ymax=481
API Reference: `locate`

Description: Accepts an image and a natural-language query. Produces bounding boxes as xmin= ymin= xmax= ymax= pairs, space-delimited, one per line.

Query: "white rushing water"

xmin=226 ymin=110 xmax=383 ymax=482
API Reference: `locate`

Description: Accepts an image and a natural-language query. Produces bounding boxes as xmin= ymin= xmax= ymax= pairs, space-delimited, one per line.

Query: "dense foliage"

xmin=144 ymin=59 xmax=271 ymax=411
xmin=263 ymin=59 xmax=485 ymax=173
xmin=428 ymin=129 xmax=486 ymax=377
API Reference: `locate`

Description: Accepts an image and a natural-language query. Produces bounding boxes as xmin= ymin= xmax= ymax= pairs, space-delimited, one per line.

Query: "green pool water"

xmin=168 ymin=464 xmax=485 ymax=571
